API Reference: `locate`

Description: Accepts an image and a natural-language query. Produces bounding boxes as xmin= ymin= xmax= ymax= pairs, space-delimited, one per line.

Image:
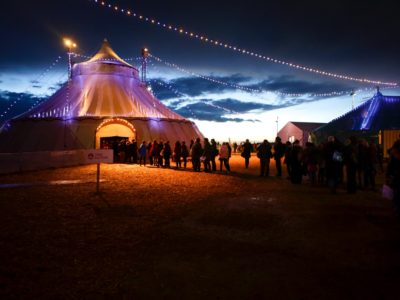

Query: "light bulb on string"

xmin=89 ymin=0 xmax=398 ymax=87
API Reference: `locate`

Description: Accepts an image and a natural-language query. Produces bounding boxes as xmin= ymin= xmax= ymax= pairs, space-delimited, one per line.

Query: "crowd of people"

xmin=103 ymin=137 xmax=231 ymax=173
xmin=102 ymin=135 xmax=400 ymax=218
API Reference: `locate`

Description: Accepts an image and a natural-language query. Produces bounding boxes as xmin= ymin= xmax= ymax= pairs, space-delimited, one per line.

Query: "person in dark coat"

xmin=324 ymin=136 xmax=342 ymax=193
xmin=273 ymin=137 xmax=285 ymax=177
xmin=210 ymin=139 xmax=218 ymax=172
xmin=147 ymin=141 xmax=153 ymax=165
xmin=112 ymin=140 xmax=119 ymax=162
xmin=130 ymin=139 xmax=138 ymax=164
xmin=387 ymin=139 xmax=400 ymax=219
xmin=174 ymin=141 xmax=182 ymax=168
xmin=138 ymin=141 xmax=147 ymax=166
xmin=233 ymin=142 xmax=238 ymax=153
xmin=357 ymin=139 xmax=368 ymax=189
xmin=202 ymin=138 xmax=212 ymax=172
xmin=181 ymin=141 xmax=189 ymax=168
xmin=157 ymin=141 xmax=164 ymax=167
xmin=150 ymin=140 xmax=159 ymax=167
xmin=191 ymin=138 xmax=202 ymax=172
xmin=343 ymin=136 xmax=358 ymax=193
xmin=257 ymin=139 xmax=272 ymax=177
xmin=303 ymin=142 xmax=318 ymax=185
xmin=290 ymin=140 xmax=303 ymax=184
xmin=317 ymin=143 xmax=326 ymax=185
xmin=284 ymin=141 xmax=292 ymax=179
xmin=366 ymin=141 xmax=378 ymax=190
xmin=163 ymin=141 xmax=172 ymax=168
xmin=242 ymin=139 xmax=253 ymax=169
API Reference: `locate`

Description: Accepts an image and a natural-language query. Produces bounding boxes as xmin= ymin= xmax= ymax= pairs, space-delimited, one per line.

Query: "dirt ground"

xmin=1 ymin=154 xmax=399 ymax=299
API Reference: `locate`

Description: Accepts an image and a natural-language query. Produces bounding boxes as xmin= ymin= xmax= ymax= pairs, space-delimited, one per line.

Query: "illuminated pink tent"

xmin=0 ymin=40 xmax=203 ymax=152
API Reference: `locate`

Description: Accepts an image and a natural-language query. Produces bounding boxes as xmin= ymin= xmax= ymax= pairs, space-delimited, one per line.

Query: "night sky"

xmin=1 ymin=0 xmax=399 ymax=140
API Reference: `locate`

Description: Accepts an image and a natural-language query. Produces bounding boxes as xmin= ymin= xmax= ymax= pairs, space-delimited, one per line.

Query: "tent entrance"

xmin=99 ymin=136 xmax=128 ymax=149
xmin=95 ymin=118 xmax=136 ymax=149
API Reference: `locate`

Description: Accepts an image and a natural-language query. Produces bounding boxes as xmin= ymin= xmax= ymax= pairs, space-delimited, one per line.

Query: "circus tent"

xmin=0 ymin=40 xmax=203 ymax=152
xmin=314 ymin=89 xmax=400 ymax=156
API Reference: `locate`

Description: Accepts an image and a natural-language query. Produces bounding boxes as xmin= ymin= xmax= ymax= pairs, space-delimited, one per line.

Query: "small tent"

xmin=278 ymin=122 xmax=326 ymax=145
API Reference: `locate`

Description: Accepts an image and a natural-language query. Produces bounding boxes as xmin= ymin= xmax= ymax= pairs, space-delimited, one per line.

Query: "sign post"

xmin=83 ymin=149 xmax=113 ymax=194
xmin=96 ymin=163 xmax=100 ymax=194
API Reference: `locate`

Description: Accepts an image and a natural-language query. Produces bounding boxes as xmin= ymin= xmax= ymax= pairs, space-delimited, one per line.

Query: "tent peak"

xmin=86 ymin=39 xmax=132 ymax=67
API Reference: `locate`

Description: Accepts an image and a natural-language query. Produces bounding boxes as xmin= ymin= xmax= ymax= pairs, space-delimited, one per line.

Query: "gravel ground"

xmin=1 ymin=154 xmax=399 ymax=299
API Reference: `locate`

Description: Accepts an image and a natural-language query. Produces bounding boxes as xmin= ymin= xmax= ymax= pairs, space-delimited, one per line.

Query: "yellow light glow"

xmin=64 ymin=38 xmax=77 ymax=49
xmin=64 ymin=39 xmax=72 ymax=47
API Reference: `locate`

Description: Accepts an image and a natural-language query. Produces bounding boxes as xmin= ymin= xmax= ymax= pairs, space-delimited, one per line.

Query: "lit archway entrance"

xmin=95 ymin=118 xmax=136 ymax=149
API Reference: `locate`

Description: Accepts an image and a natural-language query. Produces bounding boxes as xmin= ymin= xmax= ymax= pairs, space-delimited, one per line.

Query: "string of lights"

xmin=27 ymin=70 xmax=68 ymax=112
xmin=89 ymin=0 xmax=398 ymax=87
xmin=150 ymin=78 xmax=241 ymax=117
xmin=150 ymin=53 xmax=367 ymax=98
xmin=71 ymin=49 xmax=386 ymax=99
xmin=72 ymin=52 xmax=141 ymax=62
xmin=0 ymin=55 xmax=63 ymax=120
xmin=145 ymin=59 xmax=197 ymax=119
xmin=148 ymin=78 xmax=198 ymax=119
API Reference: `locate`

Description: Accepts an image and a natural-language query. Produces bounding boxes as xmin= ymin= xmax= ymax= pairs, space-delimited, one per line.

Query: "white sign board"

xmin=83 ymin=149 xmax=113 ymax=164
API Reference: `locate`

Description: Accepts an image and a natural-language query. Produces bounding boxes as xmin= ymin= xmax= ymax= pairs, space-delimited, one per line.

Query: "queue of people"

xmin=107 ymin=137 xmax=231 ymax=173
xmin=104 ymin=135 xmax=399 ymax=219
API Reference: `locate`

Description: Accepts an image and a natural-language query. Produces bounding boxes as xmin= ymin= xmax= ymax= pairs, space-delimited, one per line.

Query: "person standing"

xmin=387 ymin=139 xmax=400 ymax=219
xmin=343 ymin=136 xmax=358 ymax=193
xmin=181 ymin=141 xmax=189 ymax=168
xmin=242 ymin=139 xmax=253 ymax=169
xmin=303 ymin=142 xmax=318 ymax=185
xmin=131 ymin=139 xmax=138 ymax=164
xmin=210 ymin=139 xmax=218 ymax=172
xmin=219 ymin=142 xmax=231 ymax=173
xmin=173 ymin=141 xmax=182 ymax=168
xmin=150 ymin=140 xmax=158 ymax=166
xmin=163 ymin=141 xmax=172 ymax=168
xmin=324 ymin=136 xmax=342 ymax=193
xmin=233 ymin=142 xmax=238 ymax=153
xmin=191 ymin=138 xmax=202 ymax=172
xmin=202 ymin=138 xmax=212 ymax=172
xmin=290 ymin=140 xmax=303 ymax=184
xmin=156 ymin=141 xmax=164 ymax=167
xmin=138 ymin=141 xmax=147 ymax=166
xmin=257 ymin=139 xmax=272 ymax=177
xmin=284 ymin=141 xmax=292 ymax=179
xmin=147 ymin=141 xmax=153 ymax=165
xmin=273 ymin=137 xmax=285 ymax=177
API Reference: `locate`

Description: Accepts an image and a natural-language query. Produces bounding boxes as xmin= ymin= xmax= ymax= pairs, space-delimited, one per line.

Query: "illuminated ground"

xmin=1 ymin=154 xmax=399 ymax=299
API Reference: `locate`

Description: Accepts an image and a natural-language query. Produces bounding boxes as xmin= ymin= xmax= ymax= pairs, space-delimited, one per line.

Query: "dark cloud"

xmin=0 ymin=91 xmax=44 ymax=123
xmin=151 ymin=74 xmax=353 ymax=101
xmin=249 ymin=75 xmax=353 ymax=96
xmin=150 ymin=79 xmax=182 ymax=100
xmin=47 ymin=82 xmax=65 ymax=91
xmin=174 ymin=102 xmax=259 ymax=123
xmin=167 ymin=74 xmax=251 ymax=97
xmin=211 ymin=98 xmax=282 ymax=113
